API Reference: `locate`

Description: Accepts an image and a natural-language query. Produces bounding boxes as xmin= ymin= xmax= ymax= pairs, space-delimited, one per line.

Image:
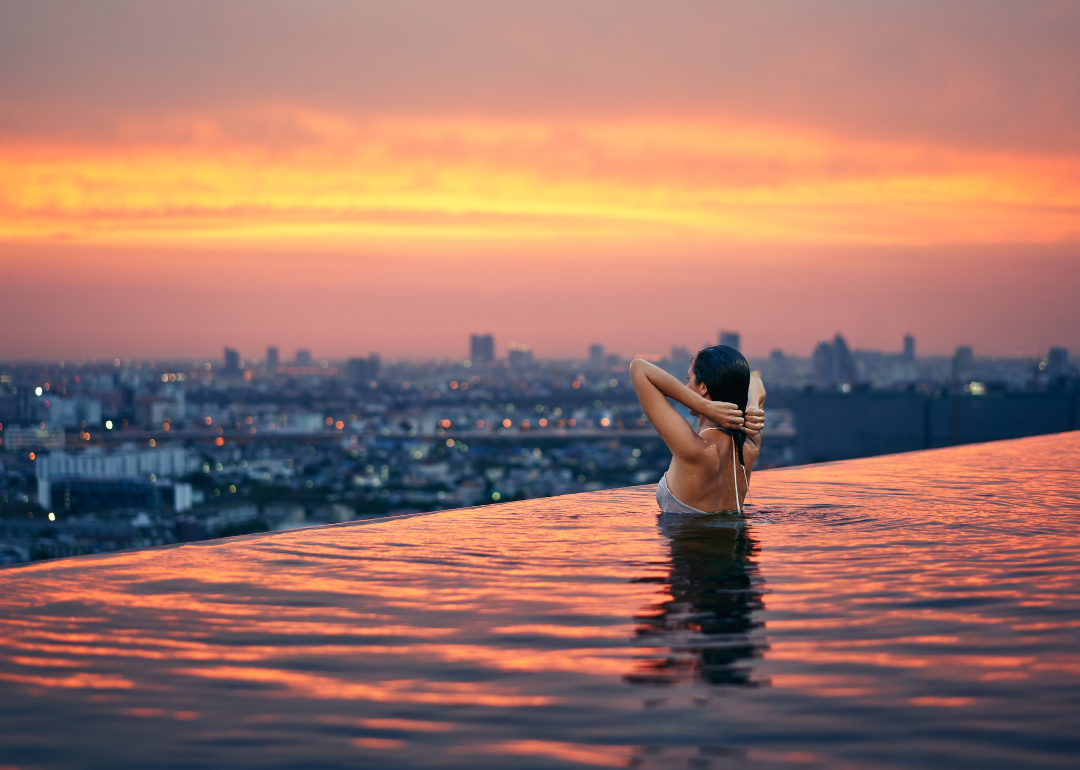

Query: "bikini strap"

xmin=700 ymin=427 xmax=743 ymax=512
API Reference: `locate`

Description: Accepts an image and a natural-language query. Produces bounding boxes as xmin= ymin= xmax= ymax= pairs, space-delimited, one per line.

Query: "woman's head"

xmin=690 ymin=345 xmax=751 ymax=412
xmin=690 ymin=345 xmax=751 ymax=464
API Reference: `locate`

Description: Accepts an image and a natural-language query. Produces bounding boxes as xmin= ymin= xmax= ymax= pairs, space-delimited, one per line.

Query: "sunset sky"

xmin=2 ymin=0 xmax=1078 ymax=360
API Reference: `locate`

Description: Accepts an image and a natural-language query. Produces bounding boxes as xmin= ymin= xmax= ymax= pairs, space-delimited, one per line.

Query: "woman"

xmin=629 ymin=346 xmax=765 ymax=514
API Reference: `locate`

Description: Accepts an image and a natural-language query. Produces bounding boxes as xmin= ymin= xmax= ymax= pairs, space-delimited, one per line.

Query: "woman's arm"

xmin=743 ymin=375 xmax=766 ymax=438
xmin=629 ymin=359 xmax=744 ymax=460
xmin=743 ymin=375 xmax=766 ymax=483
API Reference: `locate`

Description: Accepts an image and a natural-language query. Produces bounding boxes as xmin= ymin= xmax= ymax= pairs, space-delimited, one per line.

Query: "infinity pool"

xmin=1 ymin=433 xmax=1078 ymax=768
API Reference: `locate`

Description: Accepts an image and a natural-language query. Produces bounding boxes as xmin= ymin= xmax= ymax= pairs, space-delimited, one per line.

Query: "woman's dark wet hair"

xmin=692 ymin=345 xmax=751 ymax=465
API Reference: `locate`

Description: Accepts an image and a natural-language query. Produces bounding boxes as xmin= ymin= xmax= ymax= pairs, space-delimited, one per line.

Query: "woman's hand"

xmin=696 ymin=399 xmax=745 ymax=431
xmin=742 ymin=407 xmax=765 ymax=437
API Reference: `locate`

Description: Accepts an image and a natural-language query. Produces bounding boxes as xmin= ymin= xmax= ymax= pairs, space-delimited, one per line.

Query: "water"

xmin=1 ymin=433 xmax=1078 ymax=768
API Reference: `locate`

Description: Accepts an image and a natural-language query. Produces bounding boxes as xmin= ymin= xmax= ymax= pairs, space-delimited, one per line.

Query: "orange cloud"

xmin=2 ymin=108 xmax=1078 ymax=249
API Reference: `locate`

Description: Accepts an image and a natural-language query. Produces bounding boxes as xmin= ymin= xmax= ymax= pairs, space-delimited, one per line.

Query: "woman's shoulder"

xmin=698 ymin=427 xmax=738 ymax=454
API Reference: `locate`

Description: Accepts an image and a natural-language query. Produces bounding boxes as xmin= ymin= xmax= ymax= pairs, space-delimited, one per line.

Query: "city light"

xmin=1 ymin=334 xmax=1073 ymax=568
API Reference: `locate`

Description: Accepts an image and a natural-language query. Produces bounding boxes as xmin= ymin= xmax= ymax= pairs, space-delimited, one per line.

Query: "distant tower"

xmin=1048 ymin=347 xmax=1069 ymax=380
xmin=832 ymin=334 xmax=855 ymax=384
xmin=508 ymin=342 xmax=534 ymax=368
xmin=588 ymin=344 xmax=604 ymax=368
xmin=719 ymin=331 xmax=740 ymax=351
xmin=954 ymin=345 xmax=973 ymax=378
xmin=295 ymin=350 xmax=312 ymax=366
xmin=223 ymin=347 xmax=240 ymax=376
xmin=769 ymin=349 xmax=787 ymax=377
xmin=903 ymin=334 xmax=915 ymax=361
xmin=347 ymin=354 xmax=380 ymax=385
xmin=669 ymin=346 xmax=692 ymax=378
xmin=813 ymin=340 xmax=835 ymax=387
xmin=267 ymin=346 xmax=280 ymax=370
xmin=470 ymin=334 xmax=495 ymax=365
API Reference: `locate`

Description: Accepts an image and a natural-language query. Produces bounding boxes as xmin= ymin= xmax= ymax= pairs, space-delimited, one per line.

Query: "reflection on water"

xmin=630 ymin=512 xmax=764 ymax=687
xmin=1 ymin=433 xmax=1079 ymax=768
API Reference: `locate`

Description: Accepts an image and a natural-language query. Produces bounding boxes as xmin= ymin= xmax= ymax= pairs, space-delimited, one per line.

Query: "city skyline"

xmin=0 ymin=324 xmax=1070 ymax=365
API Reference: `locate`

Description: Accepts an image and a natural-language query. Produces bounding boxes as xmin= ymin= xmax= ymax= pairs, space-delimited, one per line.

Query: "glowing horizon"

xmin=3 ymin=110 xmax=1079 ymax=248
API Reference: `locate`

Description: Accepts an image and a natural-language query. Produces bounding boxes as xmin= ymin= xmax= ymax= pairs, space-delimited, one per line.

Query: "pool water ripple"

xmin=1 ymin=433 xmax=1079 ymax=768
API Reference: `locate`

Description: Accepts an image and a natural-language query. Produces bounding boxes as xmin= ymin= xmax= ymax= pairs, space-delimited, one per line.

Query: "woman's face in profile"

xmin=687 ymin=356 xmax=706 ymax=417
xmin=687 ymin=356 xmax=706 ymax=394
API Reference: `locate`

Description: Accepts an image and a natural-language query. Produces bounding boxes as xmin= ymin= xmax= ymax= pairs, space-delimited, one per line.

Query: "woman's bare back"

xmin=663 ymin=374 xmax=765 ymax=513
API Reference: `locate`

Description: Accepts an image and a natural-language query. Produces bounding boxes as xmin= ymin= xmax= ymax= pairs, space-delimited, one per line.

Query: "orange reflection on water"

xmin=172 ymin=667 xmax=555 ymax=707
xmin=464 ymin=739 xmax=631 ymax=767
xmin=0 ymin=435 xmax=1078 ymax=767
xmin=0 ymin=671 xmax=134 ymax=690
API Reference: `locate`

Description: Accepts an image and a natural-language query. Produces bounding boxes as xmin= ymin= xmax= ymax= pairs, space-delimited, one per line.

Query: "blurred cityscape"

xmin=1 ymin=332 xmax=1077 ymax=565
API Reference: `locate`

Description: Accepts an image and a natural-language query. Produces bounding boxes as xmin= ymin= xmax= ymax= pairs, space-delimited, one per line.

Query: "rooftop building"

xmin=719 ymin=330 xmax=740 ymax=351
xmin=470 ymin=334 xmax=495 ymax=365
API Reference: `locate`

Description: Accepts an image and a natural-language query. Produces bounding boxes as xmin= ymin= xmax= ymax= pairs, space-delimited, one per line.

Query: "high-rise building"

xmin=588 ymin=344 xmax=605 ymax=368
xmin=1048 ymin=347 xmax=1069 ymax=380
xmin=223 ymin=347 xmax=240 ymax=377
xmin=267 ymin=346 xmax=280 ymax=370
xmin=833 ymin=334 xmax=855 ymax=384
xmin=719 ymin=331 xmax=740 ymax=351
xmin=812 ymin=335 xmax=854 ymax=388
xmin=470 ymin=334 xmax=495 ymax=365
xmin=295 ymin=350 xmax=313 ymax=366
xmin=508 ymin=342 xmax=533 ymax=368
xmin=768 ymin=349 xmax=788 ymax=378
xmin=954 ymin=345 xmax=974 ymax=381
xmin=668 ymin=346 xmax=693 ymax=378
xmin=903 ymin=334 xmax=915 ymax=361
xmin=813 ymin=340 xmax=834 ymax=386
xmin=347 ymin=355 xmax=380 ymax=385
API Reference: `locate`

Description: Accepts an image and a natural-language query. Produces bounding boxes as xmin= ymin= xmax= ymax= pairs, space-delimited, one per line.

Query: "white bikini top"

xmin=699 ymin=427 xmax=748 ymax=514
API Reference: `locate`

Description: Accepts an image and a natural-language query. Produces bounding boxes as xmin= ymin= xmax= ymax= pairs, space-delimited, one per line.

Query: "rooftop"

xmin=2 ymin=432 xmax=1079 ymax=768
